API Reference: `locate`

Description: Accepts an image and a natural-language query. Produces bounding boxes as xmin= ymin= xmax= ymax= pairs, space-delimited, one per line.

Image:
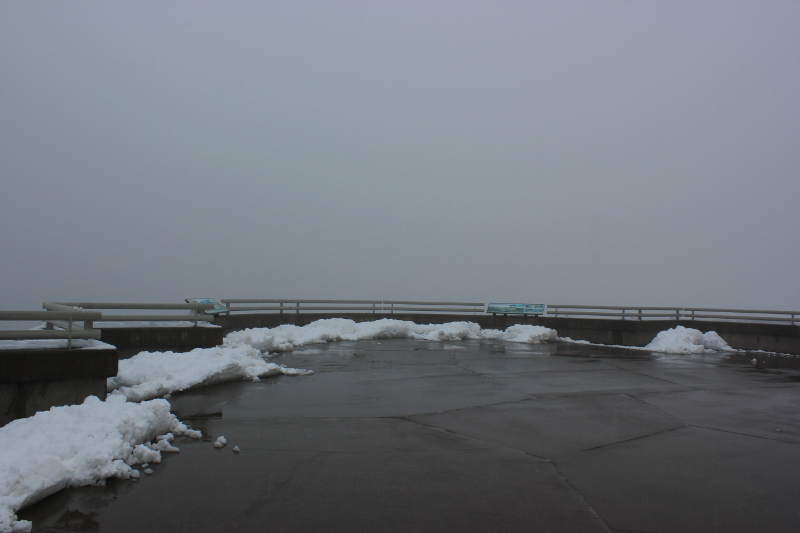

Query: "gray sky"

xmin=1 ymin=1 xmax=798 ymax=311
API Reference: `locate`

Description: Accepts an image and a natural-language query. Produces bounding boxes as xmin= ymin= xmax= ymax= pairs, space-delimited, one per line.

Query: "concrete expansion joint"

xmin=400 ymin=397 xmax=534 ymax=418
xmin=549 ymin=462 xmax=615 ymax=533
xmin=395 ymin=415 xmax=550 ymax=462
xmin=692 ymin=424 xmax=800 ymax=445
xmin=579 ymin=426 xmax=686 ymax=452
xmin=624 ymin=394 xmax=691 ymax=426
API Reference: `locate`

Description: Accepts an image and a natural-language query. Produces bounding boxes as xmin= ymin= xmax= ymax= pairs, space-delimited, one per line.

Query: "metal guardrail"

xmin=220 ymin=299 xmax=486 ymax=315
xmin=0 ymin=309 xmax=102 ymax=348
xmin=4 ymin=301 xmax=796 ymax=349
xmin=44 ymin=302 xmax=216 ymax=327
xmin=546 ymin=305 xmax=798 ymax=325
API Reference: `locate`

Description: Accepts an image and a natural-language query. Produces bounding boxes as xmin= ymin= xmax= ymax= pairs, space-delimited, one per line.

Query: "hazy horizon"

xmin=2 ymin=1 xmax=798 ymax=312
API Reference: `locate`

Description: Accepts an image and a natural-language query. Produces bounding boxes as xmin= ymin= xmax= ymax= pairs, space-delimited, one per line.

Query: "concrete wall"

xmin=100 ymin=327 xmax=224 ymax=352
xmin=1 ymin=348 xmax=118 ymax=426
xmin=214 ymin=313 xmax=800 ymax=355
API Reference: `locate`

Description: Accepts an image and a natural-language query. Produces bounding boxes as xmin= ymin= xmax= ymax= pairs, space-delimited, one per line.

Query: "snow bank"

xmin=0 ymin=395 xmax=201 ymax=533
xmin=482 ymin=324 xmax=560 ymax=344
xmin=224 ymin=318 xmax=557 ymax=352
xmin=109 ymin=345 xmax=313 ymax=402
xmin=644 ymin=326 xmax=733 ymax=354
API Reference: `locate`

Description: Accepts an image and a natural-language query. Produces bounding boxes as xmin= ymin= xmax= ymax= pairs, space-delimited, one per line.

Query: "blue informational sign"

xmin=185 ymin=298 xmax=229 ymax=315
xmin=486 ymin=303 xmax=545 ymax=315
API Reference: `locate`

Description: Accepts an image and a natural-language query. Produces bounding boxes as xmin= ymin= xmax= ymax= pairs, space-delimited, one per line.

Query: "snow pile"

xmin=108 ymin=345 xmax=313 ymax=402
xmin=224 ymin=318 xmax=558 ymax=353
xmin=0 ymin=395 xmax=201 ymax=533
xmin=484 ymin=324 xmax=559 ymax=344
xmin=644 ymin=326 xmax=733 ymax=354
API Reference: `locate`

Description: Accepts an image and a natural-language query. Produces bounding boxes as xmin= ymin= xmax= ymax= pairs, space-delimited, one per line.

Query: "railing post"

xmin=280 ymin=302 xmax=284 ymax=315
xmin=638 ymin=309 xmax=642 ymax=321
xmin=68 ymin=316 xmax=73 ymax=349
xmin=296 ymin=302 xmax=300 ymax=315
xmin=676 ymin=308 xmax=680 ymax=320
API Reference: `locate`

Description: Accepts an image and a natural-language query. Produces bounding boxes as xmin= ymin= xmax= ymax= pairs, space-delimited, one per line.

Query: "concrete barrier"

xmin=0 ymin=347 xmax=118 ymax=426
xmin=214 ymin=313 xmax=800 ymax=355
xmin=100 ymin=327 xmax=224 ymax=353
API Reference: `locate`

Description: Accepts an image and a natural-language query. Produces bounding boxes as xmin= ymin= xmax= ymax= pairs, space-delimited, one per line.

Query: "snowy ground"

xmin=0 ymin=319 xmax=735 ymax=532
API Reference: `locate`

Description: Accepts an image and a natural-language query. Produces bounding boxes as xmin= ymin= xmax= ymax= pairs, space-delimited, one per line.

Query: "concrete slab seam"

xmin=395 ymin=397 xmax=535 ymax=418
xmin=549 ymin=461 xmax=615 ymax=533
xmin=578 ymin=426 xmax=687 ymax=453
xmin=623 ymin=394 xmax=691 ymax=426
xmin=396 ymin=415 xmax=549 ymax=461
xmin=688 ymin=424 xmax=800 ymax=446
xmin=394 ymin=411 xmax=620 ymax=530
xmin=627 ymin=394 xmax=800 ymax=444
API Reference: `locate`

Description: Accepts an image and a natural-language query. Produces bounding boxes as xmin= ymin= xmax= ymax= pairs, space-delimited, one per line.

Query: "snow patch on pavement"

xmin=108 ymin=345 xmax=312 ymax=402
xmin=0 ymin=395 xmax=200 ymax=532
xmin=223 ymin=318 xmax=557 ymax=352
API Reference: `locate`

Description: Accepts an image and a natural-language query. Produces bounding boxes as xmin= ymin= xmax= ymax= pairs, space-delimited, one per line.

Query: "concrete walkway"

xmin=20 ymin=340 xmax=800 ymax=532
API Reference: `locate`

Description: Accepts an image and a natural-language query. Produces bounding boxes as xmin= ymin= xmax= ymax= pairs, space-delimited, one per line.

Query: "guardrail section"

xmin=683 ymin=308 xmax=798 ymax=325
xmin=220 ymin=299 xmax=485 ymax=315
xmin=44 ymin=302 xmax=216 ymax=327
xmin=547 ymin=305 xmax=797 ymax=325
xmin=0 ymin=310 xmax=102 ymax=348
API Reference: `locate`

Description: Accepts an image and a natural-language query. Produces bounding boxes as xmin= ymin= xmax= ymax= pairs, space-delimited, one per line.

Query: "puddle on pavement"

xmin=725 ymin=351 xmax=800 ymax=375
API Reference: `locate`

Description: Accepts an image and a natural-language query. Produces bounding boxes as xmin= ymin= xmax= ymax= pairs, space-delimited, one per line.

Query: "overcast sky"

xmin=1 ymin=1 xmax=798 ymax=312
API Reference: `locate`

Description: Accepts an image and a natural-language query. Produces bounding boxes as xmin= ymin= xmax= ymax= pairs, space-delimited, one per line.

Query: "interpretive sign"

xmin=486 ymin=303 xmax=545 ymax=315
xmin=185 ymin=298 xmax=229 ymax=315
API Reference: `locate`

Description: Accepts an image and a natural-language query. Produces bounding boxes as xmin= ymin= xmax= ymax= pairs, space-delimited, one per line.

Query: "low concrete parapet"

xmin=214 ymin=312 xmax=800 ymax=355
xmin=100 ymin=327 xmax=224 ymax=352
xmin=214 ymin=312 xmax=490 ymax=334
xmin=0 ymin=347 xmax=118 ymax=426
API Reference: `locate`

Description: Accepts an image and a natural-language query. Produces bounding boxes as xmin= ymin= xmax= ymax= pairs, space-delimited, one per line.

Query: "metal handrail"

xmin=50 ymin=302 xmax=215 ymax=310
xmin=546 ymin=305 xmax=798 ymax=325
xmin=44 ymin=302 xmax=216 ymax=327
xmin=220 ymin=299 xmax=485 ymax=315
xmin=0 ymin=309 xmax=102 ymax=348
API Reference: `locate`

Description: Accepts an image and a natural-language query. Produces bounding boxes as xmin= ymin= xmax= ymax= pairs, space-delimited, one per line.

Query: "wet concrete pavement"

xmin=19 ymin=340 xmax=800 ymax=532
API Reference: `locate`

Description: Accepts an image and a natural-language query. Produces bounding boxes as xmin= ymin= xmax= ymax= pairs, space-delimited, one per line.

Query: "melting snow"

xmin=0 ymin=395 xmax=200 ymax=532
xmin=643 ymin=326 xmax=733 ymax=354
xmin=223 ymin=318 xmax=558 ymax=352
xmin=108 ymin=345 xmax=312 ymax=402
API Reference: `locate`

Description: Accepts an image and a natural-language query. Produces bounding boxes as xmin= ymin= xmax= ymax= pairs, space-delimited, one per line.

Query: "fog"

xmin=1 ymin=1 xmax=798 ymax=312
